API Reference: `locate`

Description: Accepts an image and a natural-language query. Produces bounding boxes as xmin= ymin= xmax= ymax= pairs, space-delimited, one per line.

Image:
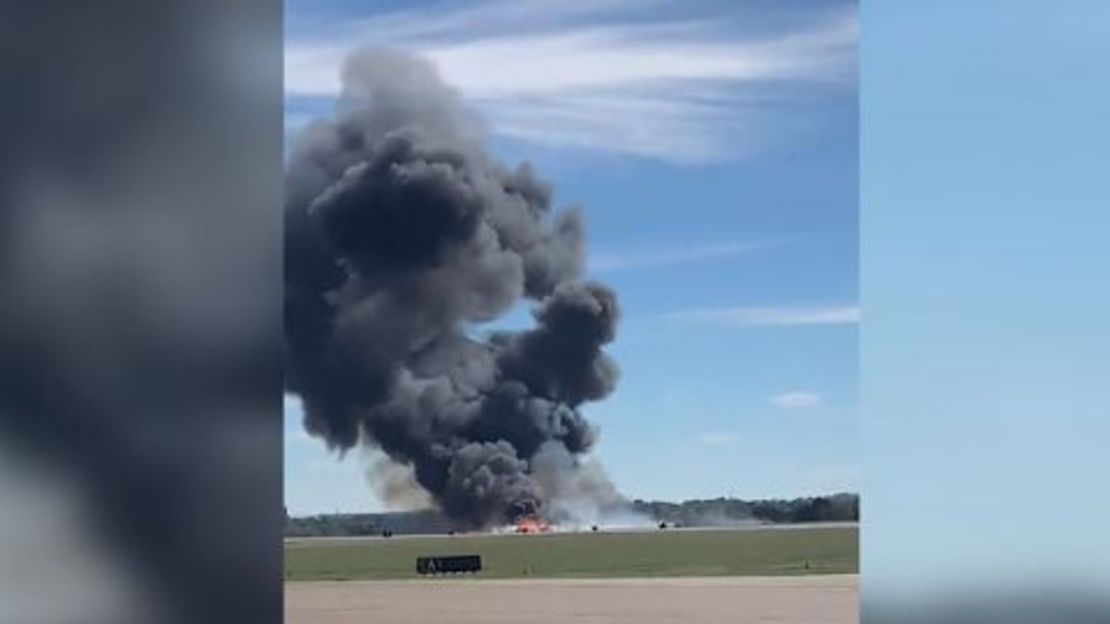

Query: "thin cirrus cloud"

xmin=664 ymin=304 xmax=859 ymax=328
xmin=284 ymin=0 xmax=857 ymax=163
xmin=769 ymin=391 xmax=822 ymax=409
xmin=589 ymin=239 xmax=783 ymax=273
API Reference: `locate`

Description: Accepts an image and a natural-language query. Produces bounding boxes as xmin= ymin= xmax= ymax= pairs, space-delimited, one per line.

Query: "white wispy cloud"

xmin=589 ymin=240 xmax=780 ymax=273
xmin=697 ymin=431 xmax=740 ymax=446
xmin=769 ymin=391 xmax=822 ymax=409
xmin=665 ymin=304 xmax=859 ymax=327
xmin=339 ymin=0 xmax=653 ymax=45
xmin=284 ymin=1 xmax=856 ymax=162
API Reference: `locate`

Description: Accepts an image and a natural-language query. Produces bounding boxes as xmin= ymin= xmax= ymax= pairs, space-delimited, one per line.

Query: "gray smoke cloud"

xmin=530 ymin=441 xmax=643 ymax=527
xmin=284 ymin=49 xmax=621 ymax=529
xmin=366 ymin=451 xmax=431 ymax=511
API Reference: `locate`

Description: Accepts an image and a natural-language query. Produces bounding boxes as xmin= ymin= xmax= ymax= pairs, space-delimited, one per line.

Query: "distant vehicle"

xmin=658 ymin=521 xmax=668 ymax=530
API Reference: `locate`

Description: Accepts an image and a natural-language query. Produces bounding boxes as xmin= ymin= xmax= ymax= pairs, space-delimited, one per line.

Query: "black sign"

xmin=416 ymin=555 xmax=482 ymax=575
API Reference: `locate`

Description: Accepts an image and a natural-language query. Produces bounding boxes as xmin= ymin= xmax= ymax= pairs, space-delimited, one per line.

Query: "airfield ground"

xmin=286 ymin=525 xmax=858 ymax=623
xmin=285 ymin=575 xmax=859 ymax=624
xmin=285 ymin=524 xmax=858 ymax=580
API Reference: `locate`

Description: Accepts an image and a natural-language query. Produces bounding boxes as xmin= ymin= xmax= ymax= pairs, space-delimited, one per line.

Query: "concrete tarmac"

xmin=286 ymin=574 xmax=859 ymax=624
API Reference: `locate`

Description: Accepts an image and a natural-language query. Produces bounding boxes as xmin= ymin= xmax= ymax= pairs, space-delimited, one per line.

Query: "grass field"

xmin=284 ymin=525 xmax=858 ymax=581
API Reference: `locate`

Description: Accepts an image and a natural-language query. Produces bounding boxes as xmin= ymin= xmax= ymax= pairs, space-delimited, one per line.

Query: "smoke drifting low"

xmin=285 ymin=49 xmax=622 ymax=529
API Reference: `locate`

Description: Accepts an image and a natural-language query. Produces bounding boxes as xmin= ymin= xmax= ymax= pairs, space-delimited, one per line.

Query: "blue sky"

xmin=284 ymin=0 xmax=858 ymax=516
xmin=862 ymin=0 xmax=1110 ymax=599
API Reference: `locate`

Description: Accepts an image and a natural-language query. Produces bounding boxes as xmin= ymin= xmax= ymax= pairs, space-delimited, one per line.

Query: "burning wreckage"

xmin=284 ymin=49 xmax=628 ymax=531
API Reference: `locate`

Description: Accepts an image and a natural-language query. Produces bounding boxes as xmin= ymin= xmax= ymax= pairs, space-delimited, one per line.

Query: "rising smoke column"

xmin=284 ymin=49 xmax=620 ymax=529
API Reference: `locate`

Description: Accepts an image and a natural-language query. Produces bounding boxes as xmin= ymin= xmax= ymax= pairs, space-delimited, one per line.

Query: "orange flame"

xmin=515 ymin=517 xmax=549 ymax=534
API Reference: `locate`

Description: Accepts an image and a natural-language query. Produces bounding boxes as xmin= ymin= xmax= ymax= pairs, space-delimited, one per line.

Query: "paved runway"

xmin=286 ymin=574 xmax=859 ymax=624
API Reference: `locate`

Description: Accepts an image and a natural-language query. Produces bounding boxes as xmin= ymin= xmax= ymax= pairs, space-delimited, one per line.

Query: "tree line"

xmin=284 ymin=492 xmax=859 ymax=537
xmin=629 ymin=492 xmax=859 ymax=526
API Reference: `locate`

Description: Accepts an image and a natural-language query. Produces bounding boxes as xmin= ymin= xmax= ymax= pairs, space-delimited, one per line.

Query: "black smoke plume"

xmin=284 ymin=49 xmax=620 ymax=529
